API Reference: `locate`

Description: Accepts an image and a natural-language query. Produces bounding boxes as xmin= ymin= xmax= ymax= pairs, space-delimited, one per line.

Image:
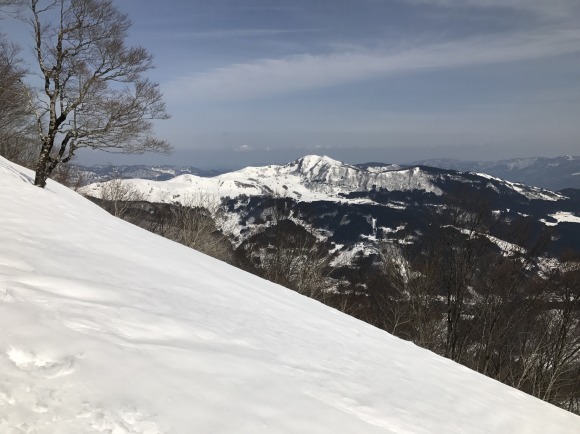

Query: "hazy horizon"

xmin=75 ymin=146 xmax=579 ymax=171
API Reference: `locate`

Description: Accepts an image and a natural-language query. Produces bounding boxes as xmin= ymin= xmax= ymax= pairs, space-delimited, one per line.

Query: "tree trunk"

xmin=34 ymin=142 xmax=53 ymax=188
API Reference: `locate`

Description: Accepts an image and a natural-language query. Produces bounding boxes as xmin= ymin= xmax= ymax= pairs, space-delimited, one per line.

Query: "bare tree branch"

xmin=0 ymin=33 xmax=37 ymax=167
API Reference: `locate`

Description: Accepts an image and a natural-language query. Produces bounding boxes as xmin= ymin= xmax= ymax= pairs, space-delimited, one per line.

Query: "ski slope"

xmin=1 ymin=156 xmax=579 ymax=433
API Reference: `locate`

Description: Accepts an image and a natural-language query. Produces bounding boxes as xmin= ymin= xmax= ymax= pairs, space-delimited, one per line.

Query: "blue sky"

xmin=5 ymin=0 xmax=580 ymax=168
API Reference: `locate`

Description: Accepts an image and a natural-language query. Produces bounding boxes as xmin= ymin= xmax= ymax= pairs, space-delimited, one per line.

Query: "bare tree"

xmin=237 ymin=220 xmax=331 ymax=299
xmin=165 ymin=194 xmax=233 ymax=262
xmin=0 ymin=0 xmax=25 ymax=16
xmin=22 ymin=0 xmax=170 ymax=187
xmin=0 ymin=0 xmax=25 ymax=7
xmin=533 ymin=254 xmax=580 ymax=411
xmin=0 ymin=33 xmax=37 ymax=167
xmin=98 ymin=176 xmax=145 ymax=220
xmin=433 ymin=196 xmax=492 ymax=362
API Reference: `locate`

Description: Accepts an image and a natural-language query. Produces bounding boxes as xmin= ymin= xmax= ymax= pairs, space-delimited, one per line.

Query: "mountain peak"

xmin=292 ymin=155 xmax=344 ymax=173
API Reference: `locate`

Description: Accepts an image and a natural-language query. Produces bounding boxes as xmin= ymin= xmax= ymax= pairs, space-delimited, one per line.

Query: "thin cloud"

xmin=235 ymin=5 xmax=300 ymax=11
xmin=401 ymin=0 xmax=578 ymax=17
xmin=234 ymin=145 xmax=254 ymax=153
xmin=165 ymin=29 xmax=580 ymax=103
xmin=169 ymin=28 xmax=320 ymax=40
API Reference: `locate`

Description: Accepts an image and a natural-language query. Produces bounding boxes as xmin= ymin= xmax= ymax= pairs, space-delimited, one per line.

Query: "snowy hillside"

xmin=81 ymin=155 xmax=566 ymax=206
xmin=1 ymin=156 xmax=579 ymax=433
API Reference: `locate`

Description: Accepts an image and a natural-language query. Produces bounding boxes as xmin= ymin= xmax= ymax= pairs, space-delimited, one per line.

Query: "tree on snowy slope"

xmin=0 ymin=33 xmax=37 ymax=167
xmin=23 ymin=0 xmax=170 ymax=188
xmin=236 ymin=219 xmax=331 ymax=299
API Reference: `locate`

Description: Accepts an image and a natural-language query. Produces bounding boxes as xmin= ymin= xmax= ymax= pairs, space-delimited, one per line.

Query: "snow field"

xmin=0 ymin=157 xmax=579 ymax=433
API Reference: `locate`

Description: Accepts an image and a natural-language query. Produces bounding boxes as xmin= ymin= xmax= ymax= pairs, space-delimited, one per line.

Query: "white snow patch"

xmin=541 ymin=212 xmax=580 ymax=226
xmin=330 ymin=243 xmax=382 ymax=267
xmin=472 ymin=172 xmax=565 ymax=201
xmin=381 ymin=225 xmax=407 ymax=234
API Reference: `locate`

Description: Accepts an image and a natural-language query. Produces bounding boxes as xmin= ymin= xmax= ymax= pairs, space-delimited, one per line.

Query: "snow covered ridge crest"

xmin=414 ymin=155 xmax=580 ymax=190
xmin=82 ymin=154 xmax=567 ymax=204
xmin=216 ymin=154 xmax=445 ymax=200
xmin=473 ymin=172 xmax=566 ymax=201
xmin=2 ymin=156 xmax=580 ymax=432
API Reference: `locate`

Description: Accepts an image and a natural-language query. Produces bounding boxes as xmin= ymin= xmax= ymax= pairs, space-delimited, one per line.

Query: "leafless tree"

xmin=165 ymin=194 xmax=233 ymax=262
xmin=0 ymin=33 xmax=37 ymax=167
xmin=97 ymin=176 xmax=145 ymax=220
xmin=239 ymin=221 xmax=331 ymax=299
xmin=21 ymin=0 xmax=171 ymax=187
xmin=371 ymin=242 xmax=445 ymax=351
xmin=0 ymin=0 xmax=25 ymax=16
xmin=49 ymin=161 xmax=87 ymax=190
xmin=0 ymin=0 xmax=25 ymax=7
xmin=529 ymin=254 xmax=580 ymax=411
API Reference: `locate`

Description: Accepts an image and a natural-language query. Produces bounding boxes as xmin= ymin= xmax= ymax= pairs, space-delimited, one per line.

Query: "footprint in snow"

xmin=78 ymin=403 xmax=163 ymax=433
xmin=6 ymin=347 xmax=77 ymax=379
xmin=1 ymin=288 xmax=15 ymax=303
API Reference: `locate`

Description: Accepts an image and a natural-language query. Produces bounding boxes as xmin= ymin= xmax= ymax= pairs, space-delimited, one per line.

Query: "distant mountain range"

xmin=81 ymin=154 xmax=567 ymax=205
xmin=71 ymin=164 xmax=224 ymax=183
xmin=74 ymin=155 xmax=580 ymax=192
xmin=412 ymin=155 xmax=580 ymax=191
xmin=82 ymin=155 xmax=580 ymax=257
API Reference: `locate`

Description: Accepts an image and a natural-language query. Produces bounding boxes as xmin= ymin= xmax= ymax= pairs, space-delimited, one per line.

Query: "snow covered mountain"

xmin=413 ymin=155 xmax=580 ymax=191
xmin=82 ymin=154 xmax=566 ymax=204
xmin=2 ymin=160 xmax=580 ymax=432
xmin=80 ymin=155 xmax=580 ymax=256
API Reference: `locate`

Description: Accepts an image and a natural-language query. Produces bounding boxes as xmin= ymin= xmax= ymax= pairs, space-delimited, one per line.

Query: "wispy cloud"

xmin=234 ymin=5 xmax=300 ymax=11
xmin=234 ymin=145 xmax=254 ymax=153
xmin=167 ymin=28 xmax=319 ymax=40
xmin=400 ymin=0 xmax=578 ymax=17
xmin=165 ymin=29 xmax=580 ymax=103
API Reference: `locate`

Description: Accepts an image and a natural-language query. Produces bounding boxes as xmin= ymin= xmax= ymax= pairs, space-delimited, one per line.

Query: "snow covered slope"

xmin=1 ymin=156 xmax=579 ymax=433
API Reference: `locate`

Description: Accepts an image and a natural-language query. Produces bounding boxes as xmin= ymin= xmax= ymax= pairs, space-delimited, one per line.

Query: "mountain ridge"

xmin=413 ymin=155 xmax=580 ymax=190
xmin=72 ymin=154 xmax=580 ymax=191
xmin=80 ymin=154 xmax=580 ymax=262
xmin=82 ymin=154 xmax=568 ymax=205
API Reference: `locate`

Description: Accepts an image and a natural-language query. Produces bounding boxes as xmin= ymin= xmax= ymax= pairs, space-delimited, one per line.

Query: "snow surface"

xmin=1 ymin=156 xmax=579 ymax=433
